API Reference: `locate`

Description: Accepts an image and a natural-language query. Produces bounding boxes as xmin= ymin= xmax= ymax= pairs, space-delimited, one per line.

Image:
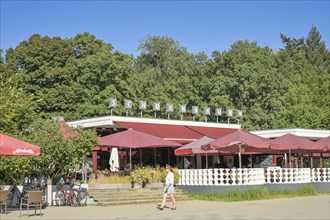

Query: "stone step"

xmin=88 ymin=187 xmax=190 ymax=206
xmin=89 ymin=190 xmax=186 ymax=197
xmin=93 ymin=194 xmax=190 ymax=202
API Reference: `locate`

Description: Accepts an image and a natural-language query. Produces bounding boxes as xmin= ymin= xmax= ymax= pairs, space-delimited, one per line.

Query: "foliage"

xmin=129 ymin=166 xmax=153 ymax=187
xmin=4 ymin=33 xmax=135 ymax=121
xmin=0 ymin=118 xmax=98 ymax=184
xmin=0 ymin=72 xmax=38 ymax=134
xmin=189 ymin=185 xmax=317 ymax=202
xmin=1 ymin=26 xmax=329 ymax=132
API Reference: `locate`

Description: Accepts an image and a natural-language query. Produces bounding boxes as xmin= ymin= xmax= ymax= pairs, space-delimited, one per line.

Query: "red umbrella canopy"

xmin=270 ymin=133 xmax=323 ymax=152
xmin=175 ymin=136 xmax=217 ymax=156
xmin=316 ymin=136 xmax=330 ymax=152
xmin=206 ymin=129 xmax=269 ymax=152
xmin=0 ymin=133 xmax=41 ymax=156
xmin=99 ymin=128 xmax=182 ymax=149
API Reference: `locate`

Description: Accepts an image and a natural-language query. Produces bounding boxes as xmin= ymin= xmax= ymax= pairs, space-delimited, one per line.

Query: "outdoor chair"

xmin=20 ymin=191 xmax=43 ymax=217
xmin=0 ymin=190 xmax=8 ymax=214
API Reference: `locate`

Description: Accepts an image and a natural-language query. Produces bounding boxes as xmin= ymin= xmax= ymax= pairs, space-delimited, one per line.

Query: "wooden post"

xmin=92 ymin=150 xmax=98 ymax=172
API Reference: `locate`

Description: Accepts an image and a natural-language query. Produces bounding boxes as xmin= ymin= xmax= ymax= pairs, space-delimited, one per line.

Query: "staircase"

xmin=88 ymin=187 xmax=190 ymax=206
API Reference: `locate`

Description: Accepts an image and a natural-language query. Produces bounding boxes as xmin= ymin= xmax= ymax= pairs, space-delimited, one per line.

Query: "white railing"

xmin=178 ymin=168 xmax=264 ymax=186
xmin=265 ymin=167 xmax=311 ymax=184
xmin=178 ymin=167 xmax=330 ymax=186
xmin=311 ymin=168 xmax=330 ymax=182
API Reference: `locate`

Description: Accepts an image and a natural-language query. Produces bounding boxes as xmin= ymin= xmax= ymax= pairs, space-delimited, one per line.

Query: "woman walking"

xmin=158 ymin=165 xmax=176 ymax=210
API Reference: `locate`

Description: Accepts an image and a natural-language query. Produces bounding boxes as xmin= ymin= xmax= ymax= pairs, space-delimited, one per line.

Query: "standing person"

xmin=158 ymin=165 xmax=176 ymax=211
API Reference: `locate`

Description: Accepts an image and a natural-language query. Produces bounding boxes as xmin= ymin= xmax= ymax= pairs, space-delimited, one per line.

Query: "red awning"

xmin=187 ymin=126 xmax=238 ymax=139
xmin=0 ymin=133 xmax=41 ymax=156
xmin=115 ymin=122 xmax=204 ymax=144
xmin=99 ymin=128 xmax=181 ymax=149
xmin=175 ymin=136 xmax=219 ymax=156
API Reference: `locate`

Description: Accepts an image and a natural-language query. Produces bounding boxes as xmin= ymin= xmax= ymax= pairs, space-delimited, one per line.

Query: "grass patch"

xmin=189 ymin=184 xmax=318 ymax=202
xmin=269 ymin=184 xmax=318 ymax=199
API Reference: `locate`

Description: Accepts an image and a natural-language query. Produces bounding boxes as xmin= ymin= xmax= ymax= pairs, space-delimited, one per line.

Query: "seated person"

xmin=226 ymin=159 xmax=234 ymax=169
xmin=102 ymin=168 xmax=110 ymax=176
xmin=124 ymin=163 xmax=132 ymax=174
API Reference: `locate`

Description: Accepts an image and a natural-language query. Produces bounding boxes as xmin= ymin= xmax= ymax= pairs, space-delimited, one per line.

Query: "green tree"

xmin=211 ymin=41 xmax=286 ymax=130
xmin=4 ymin=33 xmax=136 ymax=120
xmin=0 ymin=119 xmax=98 ymax=184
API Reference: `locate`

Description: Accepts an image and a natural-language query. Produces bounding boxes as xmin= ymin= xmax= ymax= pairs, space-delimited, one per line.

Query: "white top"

xmin=165 ymin=172 xmax=174 ymax=185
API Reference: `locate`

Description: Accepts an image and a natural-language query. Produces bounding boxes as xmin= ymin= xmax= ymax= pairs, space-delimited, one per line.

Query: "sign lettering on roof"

xmin=153 ymin=102 xmax=161 ymax=111
xmin=109 ymin=98 xmax=242 ymax=118
xmin=166 ymin=104 xmax=174 ymax=112
xmin=124 ymin=100 xmax=133 ymax=109
xmin=139 ymin=101 xmax=147 ymax=110
xmin=109 ymin=98 xmax=117 ymax=108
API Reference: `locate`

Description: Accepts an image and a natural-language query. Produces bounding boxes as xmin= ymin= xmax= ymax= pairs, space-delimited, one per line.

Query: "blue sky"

xmin=1 ymin=1 xmax=329 ymax=57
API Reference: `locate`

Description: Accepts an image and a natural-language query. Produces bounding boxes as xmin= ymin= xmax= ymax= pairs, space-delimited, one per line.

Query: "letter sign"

xmin=139 ymin=101 xmax=147 ymax=110
xmin=237 ymin=110 xmax=243 ymax=117
xmin=179 ymin=105 xmax=186 ymax=113
xmin=124 ymin=100 xmax=133 ymax=109
xmin=192 ymin=106 xmax=199 ymax=115
xmin=153 ymin=102 xmax=161 ymax=111
xmin=166 ymin=104 xmax=174 ymax=112
xmin=109 ymin=98 xmax=117 ymax=108
xmin=226 ymin=109 xmax=233 ymax=117
xmin=215 ymin=108 xmax=222 ymax=116
xmin=204 ymin=107 xmax=211 ymax=115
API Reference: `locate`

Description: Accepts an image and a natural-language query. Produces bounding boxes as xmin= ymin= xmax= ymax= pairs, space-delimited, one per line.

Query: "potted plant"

xmin=129 ymin=166 xmax=152 ymax=188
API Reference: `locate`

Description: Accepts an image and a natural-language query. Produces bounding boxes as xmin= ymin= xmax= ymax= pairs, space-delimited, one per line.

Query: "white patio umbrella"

xmin=109 ymin=147 xmax=119 ymax=172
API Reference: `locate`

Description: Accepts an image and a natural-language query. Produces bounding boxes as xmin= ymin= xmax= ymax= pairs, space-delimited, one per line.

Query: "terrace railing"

xmin=178 ymin=167 xmax=330 ymax=186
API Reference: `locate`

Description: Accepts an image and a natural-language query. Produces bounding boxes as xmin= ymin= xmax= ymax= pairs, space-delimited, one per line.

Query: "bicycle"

xmin=55 ymin=178 xmax=76 ymax=206
xmin=72 ymin=182 xmax=88 ymax=206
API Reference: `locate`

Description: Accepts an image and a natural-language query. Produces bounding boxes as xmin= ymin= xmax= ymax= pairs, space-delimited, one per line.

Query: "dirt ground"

xmin=1 ymin=195 xmax=329 ymax=220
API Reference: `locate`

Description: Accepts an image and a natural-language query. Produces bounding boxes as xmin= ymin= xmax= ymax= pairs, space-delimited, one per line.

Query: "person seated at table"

xmin=103 ymin=168 xmax=110 ymax=176
xmin=124 ymin=163 xmax=132 ymax=175
xmin=226 ymin=159 xmax=234 ymax=169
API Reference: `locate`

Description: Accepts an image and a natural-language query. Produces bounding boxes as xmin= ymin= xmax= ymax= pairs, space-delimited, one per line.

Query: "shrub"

xmin=130 ymin=166 xmax=153 ymax=187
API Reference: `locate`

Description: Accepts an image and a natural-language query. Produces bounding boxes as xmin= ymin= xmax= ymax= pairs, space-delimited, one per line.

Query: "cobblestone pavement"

xmin=1 ymin=195 xmax=329 ymax=220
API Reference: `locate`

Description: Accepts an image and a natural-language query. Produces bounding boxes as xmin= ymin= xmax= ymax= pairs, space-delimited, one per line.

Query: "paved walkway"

xmin=1 ymin=195 xmax=329 ymax=220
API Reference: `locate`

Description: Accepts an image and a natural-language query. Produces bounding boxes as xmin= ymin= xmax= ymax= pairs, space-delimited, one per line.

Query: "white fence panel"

xmin=178 ymin=167 xmax=329 ymax=186
xmin=311 ymin=168 xmax=330 ymax=182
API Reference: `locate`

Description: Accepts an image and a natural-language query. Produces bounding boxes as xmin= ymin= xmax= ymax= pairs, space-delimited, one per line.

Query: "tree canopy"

xmin=1 ymin=27 xmax=328 ymax=130
xmin=1 ymin=26 xmax=328 ymax=184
